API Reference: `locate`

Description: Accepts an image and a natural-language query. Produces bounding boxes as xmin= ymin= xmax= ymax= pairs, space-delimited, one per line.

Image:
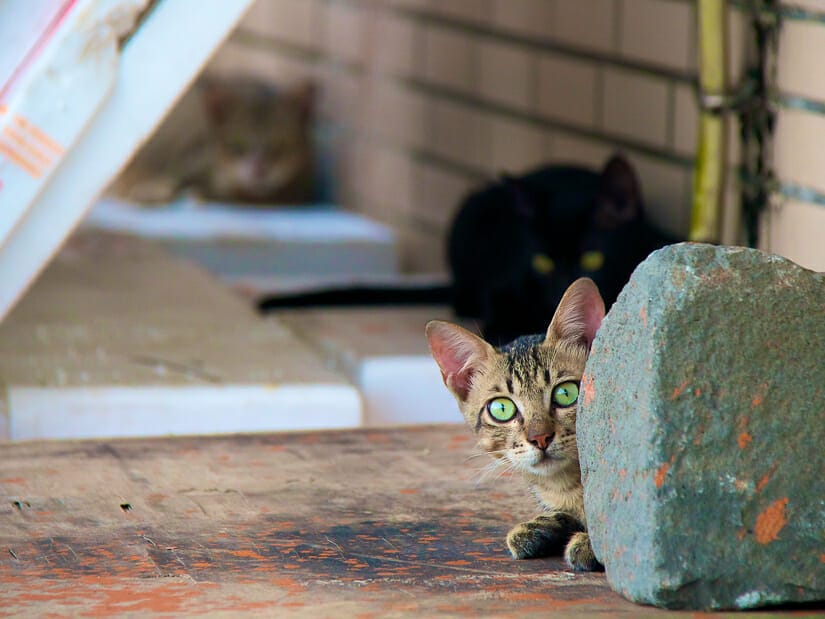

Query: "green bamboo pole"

xmin=690 ymin=0 xmax=728 ymax=243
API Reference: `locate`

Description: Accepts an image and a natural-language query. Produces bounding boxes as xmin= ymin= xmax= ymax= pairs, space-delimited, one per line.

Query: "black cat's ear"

xmin=290 ymin=80 xmax=316 ymax=122
xmin=501 ymin=174 xmax=535 ymax=218
xmin=546 ymin=278 xmax=605 ymax=350
xmin=426 ymin=321 xmax=494 ymax=402
xmin=596 ymin=153 xmax=643 ymax=225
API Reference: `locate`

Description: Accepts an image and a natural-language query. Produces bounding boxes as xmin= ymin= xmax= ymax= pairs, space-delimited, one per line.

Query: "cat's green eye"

xmin=552 ymin=382 xmax=580 ymax=407
xmin=487 ymin=397 xmax=517 ymax=422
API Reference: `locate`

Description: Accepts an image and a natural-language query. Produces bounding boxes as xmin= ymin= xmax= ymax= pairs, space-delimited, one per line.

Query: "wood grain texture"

xmin=0 ymin=425 xmax=806 ymax=617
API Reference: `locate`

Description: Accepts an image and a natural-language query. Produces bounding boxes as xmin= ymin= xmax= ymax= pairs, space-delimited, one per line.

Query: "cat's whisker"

xmin=473 ymin=457 xmax=514 ymax=485
xmin=463 ymin=450 xmax=503 ymax=463
xmin=474 ymin=459 xmax=503 ymax=481
xmin=485 ymin=457 xmax=519 ymax=483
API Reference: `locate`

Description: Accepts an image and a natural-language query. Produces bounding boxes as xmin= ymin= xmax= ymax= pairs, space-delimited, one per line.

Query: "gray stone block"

xmin=578 ymin=243 xmax=825 ymax=610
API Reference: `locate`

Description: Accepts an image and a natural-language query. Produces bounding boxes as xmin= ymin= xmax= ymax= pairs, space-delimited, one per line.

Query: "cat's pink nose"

xmin=528 ymin=433 xmax=554 ymax=451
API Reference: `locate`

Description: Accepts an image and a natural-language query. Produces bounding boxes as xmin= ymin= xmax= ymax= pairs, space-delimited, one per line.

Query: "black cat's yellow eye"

xmin=580 ymin=250 xmax=605 ymax=272
xmin=552 ymin=382 xmax=579 ymax=407
xmin=532 ymin=253 xmax=555 ymax=274
xmin=487 ymin=397 xmax=517 ymax=422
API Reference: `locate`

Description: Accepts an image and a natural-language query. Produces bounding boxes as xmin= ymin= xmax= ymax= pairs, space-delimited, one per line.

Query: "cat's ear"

xmin=290 ymin=81 xmax=316 ymax=122
xmin=426 ymin=321 xmax=494 ymax=401
xmin=201 ymin=80 xmax=233 ymax=126
xmin=546 ymin=278 xmax=605 ymax=349
xmin=595 ymin=153 xmax=643 ymax=226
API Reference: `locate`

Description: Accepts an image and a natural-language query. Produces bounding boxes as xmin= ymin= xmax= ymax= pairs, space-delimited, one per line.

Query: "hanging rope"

xmin=738 ymin=0 xmax=780 ymax=248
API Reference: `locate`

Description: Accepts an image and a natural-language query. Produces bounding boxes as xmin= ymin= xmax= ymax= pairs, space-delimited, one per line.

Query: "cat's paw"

xmin=506 ymin=513 xmax=579 ymax=559
xmin=127 ymin=178 xmax=180 ymax=204
xmin=563 ymin=532 xmax=604 ymax=572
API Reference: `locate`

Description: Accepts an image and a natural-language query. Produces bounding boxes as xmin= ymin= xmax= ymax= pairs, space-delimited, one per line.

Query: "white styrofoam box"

xmin=9 ymin=385 xmax=362 ymax=440
xmin=277 ymin=307 xmax=469 ymax=428
xmin=357 ymin=356 xmax=462 ymax=426
xmin=84 ymin=198 xmax=400 ymax=285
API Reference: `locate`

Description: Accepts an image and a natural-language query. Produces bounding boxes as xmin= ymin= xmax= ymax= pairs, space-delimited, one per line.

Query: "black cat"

xmin=258 ymin=154 xmax=674 ymax=345
xmin=449 ymin=154 xmax=674 ymax=344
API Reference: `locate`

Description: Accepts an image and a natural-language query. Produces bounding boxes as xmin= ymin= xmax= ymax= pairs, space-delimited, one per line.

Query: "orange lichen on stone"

xmin=581 ymin=374 xmax=595 ymax=407
xmin=670 ymin=380 xmax=689 ymax=400
xmin=754 ymin=497 xmax=789 ymax=545
xmin=654 ymin=462 xmax=670 ymax=489
xmin=751 ymin=395 xmax=764 ymax=407
xmin=737 ymin=432 xmax=753 ymax=449
xmin=751 ymin=382 xmax=769 ymax=408
xmin=756 ymin=468 xmax=775 ymax=493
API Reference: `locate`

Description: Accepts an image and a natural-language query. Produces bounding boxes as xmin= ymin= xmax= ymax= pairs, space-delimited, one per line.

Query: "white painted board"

xmin=0 ymin=0 xmax=255 ymax=322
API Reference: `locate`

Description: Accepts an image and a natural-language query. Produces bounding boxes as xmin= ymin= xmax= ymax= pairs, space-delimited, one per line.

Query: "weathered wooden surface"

xmin=0 ymin=425 xmax=818 ymax=617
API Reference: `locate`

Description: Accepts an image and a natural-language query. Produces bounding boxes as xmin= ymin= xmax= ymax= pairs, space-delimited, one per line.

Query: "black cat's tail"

xmin=257 ymin=284 xmax=453 ymax=312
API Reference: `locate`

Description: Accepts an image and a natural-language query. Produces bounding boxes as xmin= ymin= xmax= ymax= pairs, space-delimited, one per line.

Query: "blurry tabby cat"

xmin=109 ymin=77 xmax=315 ymax=205
xmin=426 ymin=277 xmax=605 ymax=571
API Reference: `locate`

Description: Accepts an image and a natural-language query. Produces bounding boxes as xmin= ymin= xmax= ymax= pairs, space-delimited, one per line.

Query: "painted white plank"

xmin=0 ymin=0 xmax=148 ymax=248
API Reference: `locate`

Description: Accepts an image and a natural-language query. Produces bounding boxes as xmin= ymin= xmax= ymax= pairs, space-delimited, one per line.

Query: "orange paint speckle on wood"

xmin=229 ymin=549 xmax=265 ymax=560
xmin=754 ymin=497 xmax=789 ymax=544
xmin=737 ymin=432 xmax=753 ymax=449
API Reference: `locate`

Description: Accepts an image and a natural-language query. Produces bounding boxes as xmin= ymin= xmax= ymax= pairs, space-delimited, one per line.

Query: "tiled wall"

xmin=768 ymin=1 xmax=825 ymax=271
xmin=201 ymin=0 xmax=825 ymax=272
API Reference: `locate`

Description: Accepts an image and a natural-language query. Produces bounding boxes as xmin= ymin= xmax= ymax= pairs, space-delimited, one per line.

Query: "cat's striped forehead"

xmin=495 ymin=334 xmax=587 ymax=391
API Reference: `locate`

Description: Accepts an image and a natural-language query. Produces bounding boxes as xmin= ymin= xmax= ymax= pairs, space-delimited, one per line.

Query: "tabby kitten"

xmin=426 ymin=278 xmax=605 ymax=571
xmin=109 ymin=77 xmax=315 ymax=205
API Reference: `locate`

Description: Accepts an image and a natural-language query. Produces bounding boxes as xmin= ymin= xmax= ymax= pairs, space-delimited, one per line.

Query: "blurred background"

xmin=1 ymin=0 xmax=823 ymax=440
